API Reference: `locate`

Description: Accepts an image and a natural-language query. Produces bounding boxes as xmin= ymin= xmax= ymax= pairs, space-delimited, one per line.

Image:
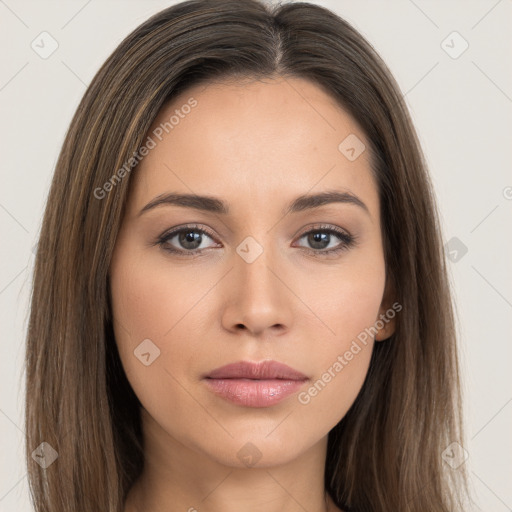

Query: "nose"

xmin=220 ymin=240 xmax=294 ymax=337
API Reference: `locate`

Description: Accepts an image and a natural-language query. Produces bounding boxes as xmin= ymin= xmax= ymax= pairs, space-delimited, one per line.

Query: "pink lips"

xmin=203 ymin=360 xmax=308 ymax=408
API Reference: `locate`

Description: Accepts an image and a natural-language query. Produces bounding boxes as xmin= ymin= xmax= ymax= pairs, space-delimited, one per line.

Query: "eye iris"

xmin=308 ymin=232 xmax=330 ymax=250
xmin=179 ymin=230 xmax=202 ymax=250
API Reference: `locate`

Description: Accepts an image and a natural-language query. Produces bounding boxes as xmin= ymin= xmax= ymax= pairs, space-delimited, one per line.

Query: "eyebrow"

xmin=138 ymin=189 xmax=370 ymax=217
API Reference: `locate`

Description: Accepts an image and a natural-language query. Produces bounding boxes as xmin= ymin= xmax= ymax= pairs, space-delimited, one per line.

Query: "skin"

xmin=109 ymin=76 xmax=396 ymax=512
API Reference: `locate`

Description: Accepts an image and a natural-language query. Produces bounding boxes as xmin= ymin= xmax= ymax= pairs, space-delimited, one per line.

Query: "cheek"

xmin=110 ymin=239 xmax=214 ymax=344
xmin=109 ymin=250 xmax=212 ymax=402
xmin=293 ymin=274 xmax=383 ymax=423
xmin=296 ymin=342 xmax=373 ymax=436
xmin=296 ymin=244 xmax=386 ymax=345
xmin=289 ymin=250 xmax=385 ymax=421
xmin=110 ymin=259 xmax=174 ymax=342
xmin=308 ymin=275 xmax=383 ymax=339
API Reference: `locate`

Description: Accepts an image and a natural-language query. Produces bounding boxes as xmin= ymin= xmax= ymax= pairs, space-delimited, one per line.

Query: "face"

xmin=109 ymin=76 xmax=395 ymax=469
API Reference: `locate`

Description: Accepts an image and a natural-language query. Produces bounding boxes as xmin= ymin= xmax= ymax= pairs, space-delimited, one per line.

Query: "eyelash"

xmin=155 ymin=223 xmax=357 ymax=257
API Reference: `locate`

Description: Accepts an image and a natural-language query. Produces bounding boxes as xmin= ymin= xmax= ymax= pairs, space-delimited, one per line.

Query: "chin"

xmin=199 ymin=432 xmax=319 ymax=469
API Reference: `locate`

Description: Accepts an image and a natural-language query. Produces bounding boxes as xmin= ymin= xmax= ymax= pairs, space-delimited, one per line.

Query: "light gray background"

xmin=1 ymin=1 xmax=511 ymax=510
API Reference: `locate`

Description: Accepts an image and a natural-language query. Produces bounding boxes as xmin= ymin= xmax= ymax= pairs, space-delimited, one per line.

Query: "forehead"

xmin=148 ymin=76 xmax=366 ymax=148
xmin=128 ymin=77 xmax=378 ymax=218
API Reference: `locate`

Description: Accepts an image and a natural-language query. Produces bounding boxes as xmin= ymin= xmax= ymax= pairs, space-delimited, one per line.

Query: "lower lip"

xmin=204 ymin=378 xmax=307 ymax=407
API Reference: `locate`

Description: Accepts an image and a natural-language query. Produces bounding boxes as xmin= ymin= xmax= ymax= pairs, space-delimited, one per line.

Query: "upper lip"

xmin=204 ymin=360 xmax=308 ymax=380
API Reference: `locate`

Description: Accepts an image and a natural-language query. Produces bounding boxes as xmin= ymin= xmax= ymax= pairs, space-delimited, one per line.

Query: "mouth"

xmin=203 ymin=360 xmax=308 ymax=408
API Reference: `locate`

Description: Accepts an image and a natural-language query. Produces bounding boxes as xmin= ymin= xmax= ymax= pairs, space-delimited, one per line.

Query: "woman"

xmin=25 ymin=0 xmax=471 ymax=510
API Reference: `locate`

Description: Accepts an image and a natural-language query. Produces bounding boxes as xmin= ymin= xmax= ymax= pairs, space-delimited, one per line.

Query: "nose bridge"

xmin=222 ymin=228 xmax=292 ymax=333
xmin=235 ymin=231 xmax=279 ymax=298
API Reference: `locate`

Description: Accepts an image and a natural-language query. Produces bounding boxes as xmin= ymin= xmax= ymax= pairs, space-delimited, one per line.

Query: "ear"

xmin=374 ymin=275 xmax=398 ymax=342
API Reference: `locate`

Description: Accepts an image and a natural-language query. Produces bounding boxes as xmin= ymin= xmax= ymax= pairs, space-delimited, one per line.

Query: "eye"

xmin=156 ymin=224 xmax=219 ymax=255
xmin=155 ymin=223 xmax=357 ymax=257
xmin=294 ymin=224 xmax=357 ymax=256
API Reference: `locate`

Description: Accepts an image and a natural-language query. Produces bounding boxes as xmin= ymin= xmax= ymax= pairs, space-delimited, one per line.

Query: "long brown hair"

xmin=25 ymin=0 xmax=470 ymax=510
